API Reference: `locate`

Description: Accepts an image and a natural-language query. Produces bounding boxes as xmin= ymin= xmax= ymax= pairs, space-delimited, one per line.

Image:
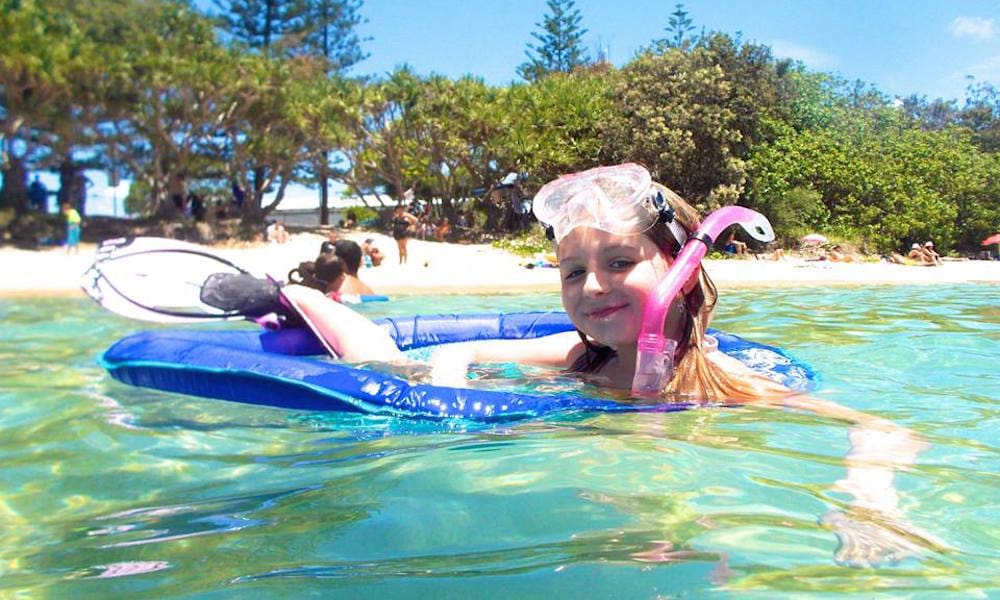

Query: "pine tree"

xmin=517 ymin=0 xmax=590 ymax=82
xmin=213 ymin=0 xmax=307 ymax=54
xmin=660 ymin=3 xmax=695 ymax=49
xmin=299 ymin=0 xmax=368 ymax=73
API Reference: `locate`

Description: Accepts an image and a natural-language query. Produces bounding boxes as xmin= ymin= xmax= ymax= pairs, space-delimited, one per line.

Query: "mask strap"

xmin=653 ymin=191 xmax=688 ymax=249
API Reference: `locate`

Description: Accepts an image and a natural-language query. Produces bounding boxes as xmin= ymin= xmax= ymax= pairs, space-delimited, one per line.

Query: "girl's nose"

xmin=582 ymin=270 xmax=606 ymax=295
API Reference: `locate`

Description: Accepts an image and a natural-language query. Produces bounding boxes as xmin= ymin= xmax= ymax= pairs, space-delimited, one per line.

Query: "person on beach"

xmin=923 ymin=241 xmax=943 ymax=265
xmin=28 ymin=176 xmax=48 ymax=212
xmin=61 ymin=202 xmax=81 ymax=254
xmin=266 ymin=220 xmax=289 ymax=244
xmin=722 ymin=230 xmax=747 ymax=256
xmin=361 ymin=238 xmax=384 ymax=267
xmin=390 ymin=205 xmax=419 ymax=264
xmin=907 ymin=243 xmax=937 ymax=266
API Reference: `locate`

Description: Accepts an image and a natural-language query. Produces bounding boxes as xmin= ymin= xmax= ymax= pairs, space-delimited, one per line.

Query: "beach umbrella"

xmin=981 ymin=233 xmax=1000 ymax=246
xmin=800 ymin=233 xmax=829 ymax=245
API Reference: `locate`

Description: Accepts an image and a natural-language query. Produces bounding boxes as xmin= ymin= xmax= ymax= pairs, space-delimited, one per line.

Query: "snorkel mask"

xmin=533 ymin=163 xmax=689 ymax=247
xmin=533 ymin=163 xmax=775 ymax=398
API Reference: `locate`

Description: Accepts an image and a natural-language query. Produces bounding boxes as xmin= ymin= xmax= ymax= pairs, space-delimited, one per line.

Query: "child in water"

xmin=281 ymin=163 xmax=945 ymax=566
xmin=284 ymin=163 xmax=788 ymax=402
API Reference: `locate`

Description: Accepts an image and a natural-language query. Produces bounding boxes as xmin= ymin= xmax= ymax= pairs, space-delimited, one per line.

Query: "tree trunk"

xmin=57 ymin=158 xmax=74 ymax=211
xmin=319 ymin=171 xmax=330 ymax=225
xmin=0 ymin=153 xmax=29 ymax=213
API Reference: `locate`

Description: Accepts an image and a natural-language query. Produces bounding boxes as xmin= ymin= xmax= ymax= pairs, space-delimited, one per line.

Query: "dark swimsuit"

xmin=392 ymin=216 xmax=411 ymax=241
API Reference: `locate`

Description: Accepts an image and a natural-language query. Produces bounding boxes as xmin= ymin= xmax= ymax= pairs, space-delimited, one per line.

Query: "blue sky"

xmin=354 ymin=0 xmax=1000 ymax=102
xmin=76 ymin=0 xmax=1000 ymax=214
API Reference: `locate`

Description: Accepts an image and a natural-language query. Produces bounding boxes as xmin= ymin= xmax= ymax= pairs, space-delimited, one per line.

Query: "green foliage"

xmin=752 ymin=186 xmax=827 ymax=244
xmin=517 ymin=0 xmax=590 ymax=82
xmin=299 ymin=0 xmax=368 ymax=72
xmin=344 ymin=204 xmax=377 ymax=223
xmin=4 ymin=1 xmax=1000 ymax=253
xmin=605 ymin=34 xmax=783 ymax=211
xmin=212 ymin=0 xmax=307 ymax=53
xmin=492 ymin=226 xmax=552 ymax=257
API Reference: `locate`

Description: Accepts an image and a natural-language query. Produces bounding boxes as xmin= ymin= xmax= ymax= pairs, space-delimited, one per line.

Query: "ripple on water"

xmin=1 ymin=287 xmax=998 ymax=596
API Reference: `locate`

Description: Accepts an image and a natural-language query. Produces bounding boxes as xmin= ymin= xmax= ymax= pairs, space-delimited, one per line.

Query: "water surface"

xmin=0 ymin=285 xmax=997 ymax=597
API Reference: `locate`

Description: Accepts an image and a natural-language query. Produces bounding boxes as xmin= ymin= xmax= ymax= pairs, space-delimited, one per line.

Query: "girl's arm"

xmin=427 ymin=332 xmax=583 ymax=388
xmin=759 ymin=394 xmax=948 ymax=566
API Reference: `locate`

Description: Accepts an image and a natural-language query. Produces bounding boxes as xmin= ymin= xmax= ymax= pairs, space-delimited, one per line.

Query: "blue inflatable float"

xmin=102 ymin=311 xmax=816 ymax=420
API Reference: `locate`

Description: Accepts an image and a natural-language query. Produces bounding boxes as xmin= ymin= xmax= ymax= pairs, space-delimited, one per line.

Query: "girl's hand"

xmin=429 ymin=344 xmax=474 ymax=388
xmin=821 ymin=509 xmax=949 ymax=568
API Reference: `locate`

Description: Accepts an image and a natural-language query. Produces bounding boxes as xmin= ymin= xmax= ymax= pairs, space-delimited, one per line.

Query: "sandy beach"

xmin=3 ymin=230 xmax=999 ymax=298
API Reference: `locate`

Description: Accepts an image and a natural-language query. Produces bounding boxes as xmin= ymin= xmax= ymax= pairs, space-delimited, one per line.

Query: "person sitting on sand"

xmin=361 ymin=238 xmax=384 ymax=268
xmin=827 ymin=245 xmax=855 ymax=262
xmin=281 ymin=163 xmax=941 ymax=567
xmin=723 ymin=230 xmax=747 ymax=256
xmin=908 ymin=243 xmax=936 ymax=266
xmin=331 ymin=239 xmax=375 ymax=296
xmin=923 ymin=241 xmax=943 ymax=265
xmin=266 ymin=220 xmax=289 ymax=244
xmin=434 ymin=219 xmax=452 ymax=242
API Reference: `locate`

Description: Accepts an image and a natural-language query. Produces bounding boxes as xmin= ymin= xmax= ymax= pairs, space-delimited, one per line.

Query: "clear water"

xmin=1 ymin=285 xmax=997 ymax=597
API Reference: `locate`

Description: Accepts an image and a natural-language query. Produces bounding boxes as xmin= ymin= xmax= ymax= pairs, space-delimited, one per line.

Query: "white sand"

xmin=3 ymin=231 xmax=999 ymax=298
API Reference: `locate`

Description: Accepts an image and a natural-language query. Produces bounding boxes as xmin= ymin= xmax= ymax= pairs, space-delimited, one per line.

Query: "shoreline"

xmin=3 ymin=232 xmax=999 ymax=299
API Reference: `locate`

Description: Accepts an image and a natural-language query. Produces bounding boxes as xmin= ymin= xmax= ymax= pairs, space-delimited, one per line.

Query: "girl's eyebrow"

xmin=560 ymin=242 xmax=643 ymax=262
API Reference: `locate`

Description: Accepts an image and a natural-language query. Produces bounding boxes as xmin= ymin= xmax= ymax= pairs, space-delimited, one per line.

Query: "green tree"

xmin=340 ymin=67 xmax=426 ymax=207
xmin=212 ymin=0 xmax=307 ymax=55
xmin=296 ymin=0 xmax=368 ymax=224
xmin=0 ymin=0 xmax=89 ymax=213
xmin=88 ymin=1 xmax=239 ymax=217
xmin=299 ymin=0 xmax=367 ymax=72
xmin=658 ymin=3 xmax=696 ymax=49
xmin=517 ymin=0 xmax=589 ymax=82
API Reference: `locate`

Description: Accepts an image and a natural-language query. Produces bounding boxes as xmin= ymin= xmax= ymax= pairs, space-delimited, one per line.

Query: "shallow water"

xmin=1 ymin=285 xmax=997 ymax=597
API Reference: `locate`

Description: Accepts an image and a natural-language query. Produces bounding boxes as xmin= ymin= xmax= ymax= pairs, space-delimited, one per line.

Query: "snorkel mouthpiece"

xmin=631 ymin=206 xmax=775 ymax=398
xmin=633 ymin=334 xmax=677 ymax=397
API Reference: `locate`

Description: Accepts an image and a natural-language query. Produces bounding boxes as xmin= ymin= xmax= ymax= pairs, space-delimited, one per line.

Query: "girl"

xmin=281 ymin=164 xmax=944 ymax=566
xmin=284 ymin=163 xmax=788 ymax=402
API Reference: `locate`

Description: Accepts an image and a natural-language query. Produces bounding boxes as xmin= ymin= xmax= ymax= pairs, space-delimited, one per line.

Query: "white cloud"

xmin=949 ymin=16 xmax=996 ymax=40
xmin=769 ymin=39 xmax=837 ymax=70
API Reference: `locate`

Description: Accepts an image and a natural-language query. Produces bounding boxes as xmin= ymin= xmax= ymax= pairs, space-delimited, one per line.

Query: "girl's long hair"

xmin=570 ymin=182 xmax=791 ymax=403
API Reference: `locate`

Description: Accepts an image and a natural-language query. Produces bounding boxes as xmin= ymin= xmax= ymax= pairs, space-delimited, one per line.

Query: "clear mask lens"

xmin=533 ymin=163 xmax=660 ymax=243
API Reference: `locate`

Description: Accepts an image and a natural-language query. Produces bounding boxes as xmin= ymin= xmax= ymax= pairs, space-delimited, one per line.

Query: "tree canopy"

xmin=2 ymin=0 xmax=999 ymax=254
xmin=517 ymin=0 xmax=590 ymax=82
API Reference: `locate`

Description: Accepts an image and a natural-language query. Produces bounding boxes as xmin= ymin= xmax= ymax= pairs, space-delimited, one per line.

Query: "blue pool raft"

xmin=102 ymin=311 xmax=816 ymax=420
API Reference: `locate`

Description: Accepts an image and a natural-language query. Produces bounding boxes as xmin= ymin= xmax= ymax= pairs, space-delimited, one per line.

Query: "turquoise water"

xmin=1 ymin=285 xmax=997 ymax=597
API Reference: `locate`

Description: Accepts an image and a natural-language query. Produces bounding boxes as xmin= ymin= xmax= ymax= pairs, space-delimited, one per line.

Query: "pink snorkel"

xmin=631 ymin=206 xmax=775 ymax=398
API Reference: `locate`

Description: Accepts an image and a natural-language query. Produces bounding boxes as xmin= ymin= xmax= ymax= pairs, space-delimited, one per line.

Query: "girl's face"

xmin=558 ymin=226 xmax=671 ymax=350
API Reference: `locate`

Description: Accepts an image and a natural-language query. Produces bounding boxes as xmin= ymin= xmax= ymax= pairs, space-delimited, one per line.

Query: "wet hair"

xmin=288 ymin=254 xmax=346 ymax=293
xmin=332 ymin=240 xmax=363 ymax=275
xmin=315 ymin=253 xmax=346 ymax=284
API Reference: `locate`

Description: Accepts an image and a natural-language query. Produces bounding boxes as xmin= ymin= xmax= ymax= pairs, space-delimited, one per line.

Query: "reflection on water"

xmin=0 ymin=286 xmax=998 ymax=596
